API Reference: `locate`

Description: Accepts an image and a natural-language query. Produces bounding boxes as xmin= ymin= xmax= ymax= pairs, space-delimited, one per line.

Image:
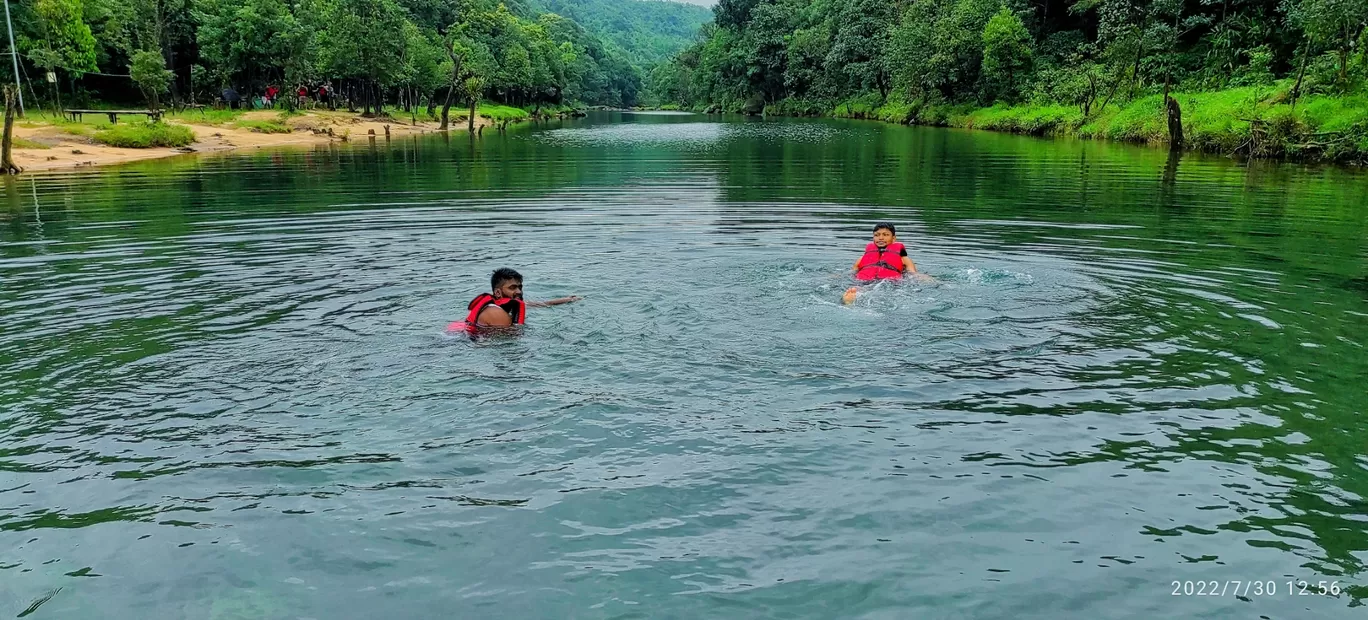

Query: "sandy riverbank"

xmin=10 ymin=109 xmax=495 ymax=172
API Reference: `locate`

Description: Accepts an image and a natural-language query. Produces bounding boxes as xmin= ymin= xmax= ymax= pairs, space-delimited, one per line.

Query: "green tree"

xmin=29 ymin=0 xmax=97 ymax=111
xmin=824 ymin=0 xmax=896 ymax=97
xmin=34 ymin=0 xmax=98 ymax=72
xmin=981 ymin=7 xmax=1033 ymax=102
xmin=395 ymin=23 xmax=444 ymax=119
xmin=889 ymin=0 xmax=1002 ymax=100
xmin=782 ymin=22 xmax=832 ymax=101
xmin=1285 ymin=0 xmax=1368 ymax=88
xmin=496 ymin=42 xmax=533 ymax=102
xmin=130 ymin=48 xmax=173 ymax=110
xmin=463 ymin=75 xmax=486 ymax=131
xmin=110 ymin=0 xmax=193 ymax=102
xmin=888 ymin=1 xmax=938 ymax=98
xmin=741 ymin=0 xmax=792 ymax=105
xmin=439 ymin=18 xmax=497 ymax=129
xmin=194 ymin=0 xmax=310 ymax=88
xmin=317 ymin=0 xmax=410 ymax=114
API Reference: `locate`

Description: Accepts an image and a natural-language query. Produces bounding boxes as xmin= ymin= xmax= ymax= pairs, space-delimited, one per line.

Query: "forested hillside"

xmin=532 ymin=0 xmax=712 ymax=65
xmin=650 ymin=0 xmax=1368 ymax=160
xmin=12 ymin=0 xmax=710 ymax=111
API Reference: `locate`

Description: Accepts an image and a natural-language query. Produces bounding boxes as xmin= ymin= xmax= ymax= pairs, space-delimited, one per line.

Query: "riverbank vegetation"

xmin=93 ymin=121 xmax=195 ymax=147
xmin=649 ymin=0 xmax=1368 ymax=162
xmin=10 ymin=0 xmax=709 ymax=117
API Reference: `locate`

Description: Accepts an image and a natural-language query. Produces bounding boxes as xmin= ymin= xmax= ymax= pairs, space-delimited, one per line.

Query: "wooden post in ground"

xmin=1163 ymin=78 xmax=1183 ymax=151
xmin=2 ymin=85 xmax=21 ymax=175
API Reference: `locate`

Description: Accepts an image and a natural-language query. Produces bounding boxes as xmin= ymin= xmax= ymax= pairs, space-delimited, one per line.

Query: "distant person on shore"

xmin=842 ymin=223 xmax=925 ymax=304
xmin=449 ymin=268 xmax=582 ymax=332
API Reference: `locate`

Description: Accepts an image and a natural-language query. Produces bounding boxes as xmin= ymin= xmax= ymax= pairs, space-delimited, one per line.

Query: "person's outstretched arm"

xmin=527 ymin=295 xmax=582 ymax=308
xmin=902 ymin=257 xmax=917 ymax=274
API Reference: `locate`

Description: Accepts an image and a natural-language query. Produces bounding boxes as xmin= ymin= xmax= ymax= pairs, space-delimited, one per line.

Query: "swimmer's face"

xmin=872 ymin=228 xmax=895 ymax=247
xmin=493 ymin=278 xmax=524 ymax=300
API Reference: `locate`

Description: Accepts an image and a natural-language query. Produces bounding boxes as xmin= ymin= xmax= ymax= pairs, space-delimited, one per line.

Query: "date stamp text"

xmin=1171 ymin=580 xmax=1342 ymax=597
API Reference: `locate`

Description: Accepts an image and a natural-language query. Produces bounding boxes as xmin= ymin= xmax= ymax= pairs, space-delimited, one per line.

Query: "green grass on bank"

xmin=19 ymin=112 xmax=109 ymax=136
xmin=12 ymin=136 xmax=50 ymax=149
xmin=234 ymin=119 xmax=293 ymax=134
xmin=789 ymin=81 xmax=1368 ymax=163
xmin=477 ymin=103 xmax=531 ymax=122
xmin=93 ymin=121 xmax=196 ymax=148
xmin=168 ymin=108 xmax=247 ymax=125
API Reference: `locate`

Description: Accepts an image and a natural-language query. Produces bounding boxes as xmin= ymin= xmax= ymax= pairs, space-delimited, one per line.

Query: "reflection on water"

xmin=2 ymin=112 xmax=1367 ymax=618
xmin=533 ymin=119 xmax=848 ymax=150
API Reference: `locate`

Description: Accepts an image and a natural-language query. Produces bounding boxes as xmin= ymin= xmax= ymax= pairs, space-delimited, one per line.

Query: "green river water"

xmin=2 ymin=111 xmax=1368 ymax=618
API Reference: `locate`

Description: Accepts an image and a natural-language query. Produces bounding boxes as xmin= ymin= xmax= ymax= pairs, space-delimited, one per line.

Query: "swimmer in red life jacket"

xmin=449 ymin=267 xmax=581 ymax=332
xmin=842 ymin=222 xmax=922 ymax=304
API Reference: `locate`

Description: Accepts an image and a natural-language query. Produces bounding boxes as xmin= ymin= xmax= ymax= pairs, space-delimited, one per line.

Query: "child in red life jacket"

xmin=843 ymin=222 xmax=919 ymax=304
xmin=449 ymin=267 xmax=581 ymax=332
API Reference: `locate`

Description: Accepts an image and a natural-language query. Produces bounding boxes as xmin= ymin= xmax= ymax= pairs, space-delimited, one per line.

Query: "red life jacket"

xmin=855 ymin=242 xmax=906 ymax=281
xmin=448 ymin=293 xmax=526 ymax=332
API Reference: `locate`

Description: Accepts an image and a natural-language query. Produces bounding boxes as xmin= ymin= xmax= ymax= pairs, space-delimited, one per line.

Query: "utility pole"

xmin=3 ymin=0 xmax=22 ymax=116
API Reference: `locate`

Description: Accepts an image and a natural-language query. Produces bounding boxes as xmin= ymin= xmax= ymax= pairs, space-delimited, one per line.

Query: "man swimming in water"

xmin=842 ymin=223 xmax=921 ymax=304
xmin=452 ymin=267 xmax=581 ymax=330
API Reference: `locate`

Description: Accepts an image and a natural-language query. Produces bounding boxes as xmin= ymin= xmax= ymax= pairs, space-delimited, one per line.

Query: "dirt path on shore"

xmin=10 ymin=109 xmax=493 ymax=173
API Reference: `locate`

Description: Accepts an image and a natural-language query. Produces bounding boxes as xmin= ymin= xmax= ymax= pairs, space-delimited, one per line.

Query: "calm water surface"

xmin=2 ymin=112 xmax=1368 ymax=618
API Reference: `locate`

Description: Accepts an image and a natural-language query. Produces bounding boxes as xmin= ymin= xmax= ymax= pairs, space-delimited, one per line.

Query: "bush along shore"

xmin=648 ymin=0 xmax=1368 ymax=165
xmin=765 ymin=85 xmax=1367 ymax=164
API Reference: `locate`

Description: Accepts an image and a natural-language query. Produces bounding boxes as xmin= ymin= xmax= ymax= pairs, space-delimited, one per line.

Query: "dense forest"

xmin=531 ymin=0 xmax=711 ymax=66
xmin=647 ymin=0 xmax=1367 ymax=158
xmin=652 ymin=0 xmax=1367 ymax=110
xmin=11 ymin=0 xmax=709 ymax=113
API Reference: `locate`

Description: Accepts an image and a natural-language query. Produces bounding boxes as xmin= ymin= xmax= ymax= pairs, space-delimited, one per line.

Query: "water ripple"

xmin=1 ymin=115 xmax=1366 ymax=618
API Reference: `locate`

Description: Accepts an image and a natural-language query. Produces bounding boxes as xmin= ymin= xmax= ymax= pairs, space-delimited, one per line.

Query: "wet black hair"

xmin=873 ymin=222 xmax=896 ymax=235
xmin=491 ymin=267 xmax=523 ymax=291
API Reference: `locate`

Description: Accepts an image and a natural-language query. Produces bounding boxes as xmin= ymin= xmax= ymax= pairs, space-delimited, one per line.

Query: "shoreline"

xmin=667 ymin=86 xmax=1368 ymax=166
xmin=10 ymin=109 xmax=499 ymax=173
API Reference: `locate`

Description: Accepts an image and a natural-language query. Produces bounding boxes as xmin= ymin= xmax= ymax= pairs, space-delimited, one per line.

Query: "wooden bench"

xmin=63 ymin=109 xmax=164 ymax=124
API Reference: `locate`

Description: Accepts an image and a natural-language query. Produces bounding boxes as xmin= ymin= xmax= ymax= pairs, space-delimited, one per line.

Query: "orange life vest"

xmin=855 ymin=242 xmax=906 ymax=281
xmin=448 ymin=293 xmax=526 ymax=332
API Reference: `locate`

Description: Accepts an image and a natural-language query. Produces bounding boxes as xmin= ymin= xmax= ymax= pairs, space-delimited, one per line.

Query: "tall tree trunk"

xmin=1127 ymin=39 xmax=1144 ymax=99
xmin=1098 ymin=65 xmax=1127 ymax=113
xmin=166 ymin=48 xmax=181 ymax=108
xmin=468 ymin=96 xmax=476 ymax=133
xmin=2 ymin=85 xmax=21 ymax=175
xmin=1291 ymin=38 xmax=1312 ymax=109
xmin=1083 ymin=71 xmax=1097 ymax=116
xmin=1339 ymin=46 xmax=1349 ymax=86
xmin=440 ymin=84 xmax=454 ymax=130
